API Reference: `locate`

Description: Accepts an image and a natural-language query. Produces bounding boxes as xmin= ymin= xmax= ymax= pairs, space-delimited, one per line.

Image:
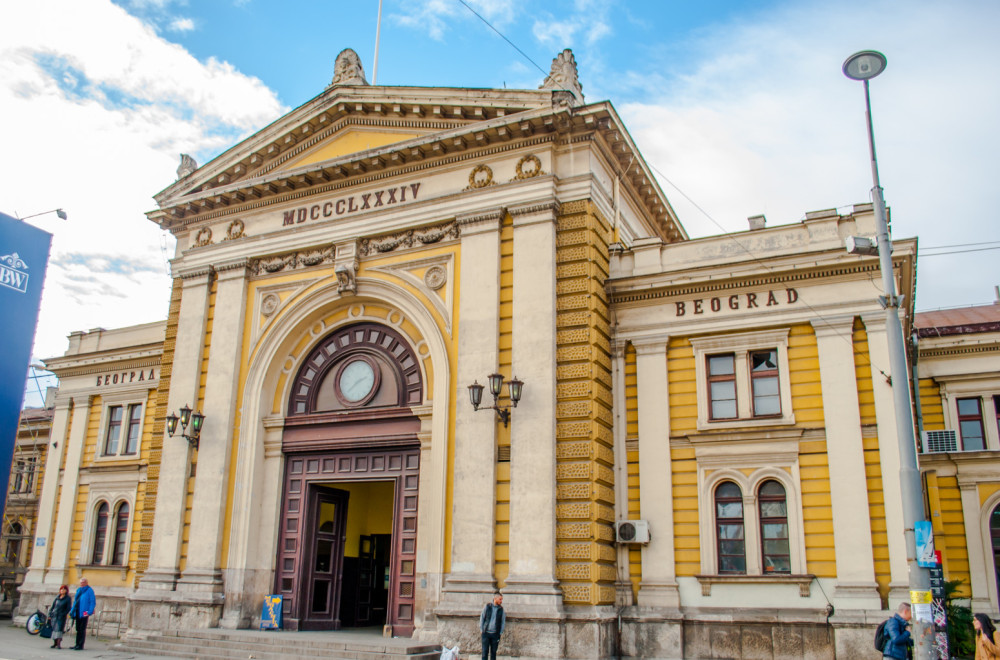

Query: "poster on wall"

xmin=0 ymin=212 xmax=52 ymax=514
xmin=260 ymin=594 xmax=283 ymax=630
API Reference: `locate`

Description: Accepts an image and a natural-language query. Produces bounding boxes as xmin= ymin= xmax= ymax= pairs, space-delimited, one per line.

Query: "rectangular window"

xmin=994 ymin=396 xmax=1000 ymax=439
xmin=103 ymin=405 xmax=124 ymax=455
xmin=708 ymin=354 xmax=737 ymax=420
xmin=957 ymin=397 xmax=985 ymax=451
xmin=124 ymin=404 xmax=142 ymax=454
xmin=750 ymin=350 xmax=781 ymax=417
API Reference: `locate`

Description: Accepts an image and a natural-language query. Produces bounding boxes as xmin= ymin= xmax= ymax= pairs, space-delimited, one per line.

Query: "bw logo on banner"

xmin=0 ymin=252 xmax=30 ymax=294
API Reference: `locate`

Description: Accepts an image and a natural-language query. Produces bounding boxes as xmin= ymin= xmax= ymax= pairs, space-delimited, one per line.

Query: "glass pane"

xmin=717 ymin=502 xmax=743 ymax=518
xmin=708 ymin=355 xmax=734 ymax=376
xmin=992 ymin=506 xmax=1000 ymax=532
xmin=751 ymin=350 xmax=777 ymax=371
xmin=764 ymin=539 xmax=790 ymax=555
xmin=754 ymin=394 xmax=781 ymax=416
xmin=760 ymin=501 xmax=787 ymax=518
xmin=759 ymin=481 xmax=785 ymax=497
xmin=711 ymin=399 xmax=738 ymax=419
xmin=311 ymin=580 xmax=329 ymax=613
xmin=710 ymin=380 xmax=736 ymax=400
xmin=317 ymin=501 xmax=336 ymax=533
xmin=960 ymin=421 xmax=985 ymax=450
xmin=718 ymin=524 xmax=744 ymax=540
xmin=720 ymin=556 xmax=746 ymax=573
xmin=957 ymin=398 xmax=981 ymax=416
xmin=315 ymin=539 xmax=333 ymax=573
xmin=716 ymin=482 xmax=741 ymax=499
xmin=764 ymin=556 xmax=791 ymax=573
xmin=753 ymin=376 xmax=779 ymax=396
xmin=720 ymin=539 xmax=745 ymax=555
xmin=762 ymin=523 xmax=788 ymax=539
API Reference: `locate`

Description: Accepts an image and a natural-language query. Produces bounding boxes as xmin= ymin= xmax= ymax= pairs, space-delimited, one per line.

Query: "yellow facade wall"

xmin=624 ymin=344 xmax=641 ymax=594
xmin=494 ymin=213 xmax=513 ymax=587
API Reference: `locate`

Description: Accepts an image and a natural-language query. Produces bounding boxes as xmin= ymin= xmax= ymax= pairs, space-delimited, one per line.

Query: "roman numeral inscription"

xmin=282 ymin=183 xmax=422 ymax=227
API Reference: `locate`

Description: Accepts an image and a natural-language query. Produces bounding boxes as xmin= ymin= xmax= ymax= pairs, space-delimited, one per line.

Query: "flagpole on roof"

xmin=372 ymin=0 xmax=383 ymax=85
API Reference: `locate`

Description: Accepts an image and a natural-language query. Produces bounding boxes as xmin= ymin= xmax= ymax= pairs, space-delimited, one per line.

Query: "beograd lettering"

xmin=674 ymin=288 xmax=798 ymax=316
xmin=283 ymin=182 xmax=422 ymax=227
xmin=96 ymin=369 xmax=156 ymax=386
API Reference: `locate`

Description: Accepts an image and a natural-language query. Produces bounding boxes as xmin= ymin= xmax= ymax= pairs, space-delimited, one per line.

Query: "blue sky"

xmin=4 ymin=0 xmax=999 ymax=406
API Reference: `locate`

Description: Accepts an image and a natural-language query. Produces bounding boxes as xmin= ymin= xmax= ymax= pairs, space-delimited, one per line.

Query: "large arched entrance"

xmin=276 ymin=322 xmax=423 ymax=634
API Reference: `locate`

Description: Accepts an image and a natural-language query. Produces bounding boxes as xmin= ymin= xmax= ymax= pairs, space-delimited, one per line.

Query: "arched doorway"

xmin=991 ymin=503 xmax=1000 ymax=604
xmin=276 ymin=322 xmax=423 ymax=634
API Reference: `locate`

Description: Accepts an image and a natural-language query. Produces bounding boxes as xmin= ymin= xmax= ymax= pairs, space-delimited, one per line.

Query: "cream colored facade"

xmin=17 ymin=48 xmax=999 ymax=658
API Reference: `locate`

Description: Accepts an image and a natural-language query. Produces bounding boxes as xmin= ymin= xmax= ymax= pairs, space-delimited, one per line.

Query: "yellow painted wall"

xmin=668 ymin=339 xmax=699 ymax=578
xmin=283 ymin=129 xmax=421 ymax=170
xmin=339 ymin=481 xmax=395 ymax=558
xmin=494 ymin=213 xmax=513 ymax=587
xmin=918 ymin=378 xmax=945 ymax=431
xmin=624 ymin=344 xmax=642 ymax=594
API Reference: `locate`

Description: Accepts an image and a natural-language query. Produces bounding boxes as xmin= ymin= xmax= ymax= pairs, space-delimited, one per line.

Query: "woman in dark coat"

xmin=48 ymin=584 xmax=72 ymax=649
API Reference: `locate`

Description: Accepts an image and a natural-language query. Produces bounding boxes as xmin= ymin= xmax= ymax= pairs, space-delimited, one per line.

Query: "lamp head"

xmin=56 ymin=209 xmax=67 ymax=220
xmin=843 ymin=50 xmax=887 ymax=81
xmin=487 ymin=373 xmax=504 ymax=398
xmin=190 ymin=411 xmax=205 ymax=438
xmin=507 ymin=377 xmax=524 ymax=407
xmin=179 ymin=404 xmax=192 ymax=427
xmin=468 ymin=381 xmax=484 ymax=410
xmin=166 ymin=412 xmax=179 ymax=436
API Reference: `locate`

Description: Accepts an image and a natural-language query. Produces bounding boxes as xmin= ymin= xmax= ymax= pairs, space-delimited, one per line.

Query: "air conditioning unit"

xmin=615 ymin=520 xmax=650 ymax=544
xmin=922 ymin=430 xmax=958 ymax=453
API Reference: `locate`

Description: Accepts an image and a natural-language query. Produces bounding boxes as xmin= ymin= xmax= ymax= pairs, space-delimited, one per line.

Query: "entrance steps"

xmin=118 ymin=628 xmax=442 ymax=660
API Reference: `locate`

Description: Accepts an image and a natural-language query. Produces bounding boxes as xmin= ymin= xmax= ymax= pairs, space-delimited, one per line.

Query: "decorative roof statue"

xmin=177 ymin=153 xmax=198 ymax=180
xmin=330 ymin=48 xmax=369 ymax=87
xmin=539 ymin=48 xmax=584 ymax=105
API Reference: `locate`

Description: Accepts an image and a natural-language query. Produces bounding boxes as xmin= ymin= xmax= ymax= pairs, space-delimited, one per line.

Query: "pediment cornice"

xmin=148 ymin=95 xmax=685 ymax=244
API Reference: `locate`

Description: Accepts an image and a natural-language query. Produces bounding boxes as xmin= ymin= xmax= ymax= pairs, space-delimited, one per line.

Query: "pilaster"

xmin=861 ymin=313 xmax=910 ymax=602
xmin=46 ymin=395 xmax=92 ymax=584
xmin=610 ymin=339 xmax=633 ymax=607
xmin=633 ymin=337 xmax=680 ymax=608
xmin=141 ymin=268 xmax=212 ymax=591
xmin=178 ymin=260 xmax=249 ymax=598
xmin=440 ymin=209 xmax=502 ymax=607
xmin=505 ymin=202 xmax=562 ymax=615
xmin=811 ymin=316 xmax=881 ymax=609
xmin=958 ymin=481 xmax=993 ymax=612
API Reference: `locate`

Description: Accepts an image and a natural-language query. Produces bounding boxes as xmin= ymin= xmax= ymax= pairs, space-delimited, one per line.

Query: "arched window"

xmin=991 ymin=503 xmax=1000 ymax=597
xmin=91 ymin=502 xmax=109 ymax=564
xmin=759 ymin=480 xmax=790 ymax=574
xmin=715 ymin=481 xmax=745 ymax=574
xmin=5 ymin=522 xmax=22 ymax=563
xmin=111 ymin=503 xmax=130 ymax=565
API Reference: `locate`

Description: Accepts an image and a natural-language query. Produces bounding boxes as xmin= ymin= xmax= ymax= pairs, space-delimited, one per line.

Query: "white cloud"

xmin=392 ymin=0 xmax=517 ymax=41
xmin=0 ymin=0 xmax=286 ymax=386
xmin=168 ymin=16 xmax=195 ymax=32
xmin=615 ymin=0 xmax=1000 ymax=311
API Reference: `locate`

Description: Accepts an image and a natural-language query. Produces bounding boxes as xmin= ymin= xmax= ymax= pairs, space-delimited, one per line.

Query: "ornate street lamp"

xmin=166 ymin=404 xmax=205 ymax=448
xmin=468 ymin=373 xmax=524 ymax=428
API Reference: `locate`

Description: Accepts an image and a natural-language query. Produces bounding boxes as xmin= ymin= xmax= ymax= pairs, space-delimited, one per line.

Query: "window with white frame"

xmin=88 ymin=499 xmax=131 ymax=566
xmin=690 ymin=329 xmax=795 ymax=430
xmin=100 ymin=401 xmax=144 ymax=457
xmin=698 ymin=463 xmax=806 ymax=577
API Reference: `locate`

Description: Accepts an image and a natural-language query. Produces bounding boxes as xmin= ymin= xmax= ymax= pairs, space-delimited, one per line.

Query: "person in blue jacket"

xmin=69 ymin=578 xmax=96 ymax=651
xmin=883 ymin=602 xmax=913 ymax=659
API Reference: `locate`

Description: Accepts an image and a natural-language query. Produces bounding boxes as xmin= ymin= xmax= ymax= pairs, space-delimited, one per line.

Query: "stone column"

xmin=861 ymin=313 xmax=910 ymax=602
xmin=811 ymin=317 xmax=881 ymax=609
xmin=505 ymin=202 xmax=561 ymax=615
xmin=31 ymin=397 xmax=87 ymax=585
xmin=23 ymin=397 xmax=71 ymax=584
xmin=958 ymin=481 xmax=993 ymax=611
xmin=611 ymin=339 xmax=633 ymax=607
xmin=177 ymin=260 xmax=248 ymax=603
xmin=440 ymin=209 xmax=503 ymax=606
xmin=141 ymin=267 xmax=212 ymax=591
xmin=633 ymin=337 xmax=680 ymax=608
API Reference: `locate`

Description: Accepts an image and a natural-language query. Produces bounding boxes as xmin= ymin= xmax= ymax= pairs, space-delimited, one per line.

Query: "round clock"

xmin=335 ymin=356 xmax=379 ymax=405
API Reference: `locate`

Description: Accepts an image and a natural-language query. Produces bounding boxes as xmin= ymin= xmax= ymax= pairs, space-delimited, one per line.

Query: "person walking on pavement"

xmin=479 ymin=592 xmax=505 ymax=660
xmin=69 ymin=578 xmax=96 ymax=650
xmin=883 ymin=602 xmax=913 ymax=660
xmin=48 ymin=584 xmax=72 ymax=649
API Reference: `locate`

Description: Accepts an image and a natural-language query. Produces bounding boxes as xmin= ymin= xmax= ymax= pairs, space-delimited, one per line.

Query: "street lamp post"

xmin=843 ymin=50 xmax=932 ymax=660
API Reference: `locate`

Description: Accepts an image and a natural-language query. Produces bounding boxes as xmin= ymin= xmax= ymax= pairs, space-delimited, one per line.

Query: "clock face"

xmin=339 ymin=359 xmax=376 ymax=403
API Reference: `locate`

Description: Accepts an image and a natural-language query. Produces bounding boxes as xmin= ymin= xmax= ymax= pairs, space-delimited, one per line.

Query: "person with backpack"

xmin=479 ymin=592 xmax=505 ymax=660
xmin=974 ymin=613 xmax=1000 ymax=659
xmin=881 ymin=602 xmax=913 ymax=659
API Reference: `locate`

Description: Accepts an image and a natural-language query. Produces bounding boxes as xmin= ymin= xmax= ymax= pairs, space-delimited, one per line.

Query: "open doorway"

xmin=334 ymin=481 xmax=394 ymax=629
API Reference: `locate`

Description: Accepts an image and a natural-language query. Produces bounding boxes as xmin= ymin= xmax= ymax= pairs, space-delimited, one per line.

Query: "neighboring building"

xmin=914 ymin=302 xmax=1000 ymax=614
xmin=14 ymin=47 xmax=996 ymax=658
xmin=1 ymin=391 xmax=53 ymax=614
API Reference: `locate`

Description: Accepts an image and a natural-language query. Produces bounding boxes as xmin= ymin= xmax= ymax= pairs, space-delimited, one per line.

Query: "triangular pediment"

xmin=275 ymin=126 xmax=424 ymax=173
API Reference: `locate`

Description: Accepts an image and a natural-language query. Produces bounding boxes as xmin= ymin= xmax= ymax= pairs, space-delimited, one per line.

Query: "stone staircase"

xmin=117 ymin=628 xmax=442 ymax=660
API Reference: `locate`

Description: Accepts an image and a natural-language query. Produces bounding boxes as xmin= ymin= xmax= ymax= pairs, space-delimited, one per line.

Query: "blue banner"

xmin=260 ymin=594 xmax=283 ymax=630
xmin=916 ymin=520 xmax=937 ymax=568
xmin=0 ymin=212 xmax=52 ymax=516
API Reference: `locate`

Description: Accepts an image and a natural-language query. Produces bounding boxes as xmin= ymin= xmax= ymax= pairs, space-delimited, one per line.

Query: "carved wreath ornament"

xmin=226 ymin=218 xmax=245 ymax=240
xmin=194 ymin=227 xmax=213 ymax=247
xmin=467 ymin=164 xmax=494 ymax=190
xmin=514 ymin=154 xmax=543 ymax=180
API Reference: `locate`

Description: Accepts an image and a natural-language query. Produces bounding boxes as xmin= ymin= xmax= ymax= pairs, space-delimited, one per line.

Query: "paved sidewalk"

xmin=0 ymin=621 xmax=162 ymax=660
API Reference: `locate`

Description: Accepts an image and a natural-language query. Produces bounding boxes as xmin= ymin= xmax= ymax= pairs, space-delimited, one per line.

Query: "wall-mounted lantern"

xmin=468 ymin=373 xmax=524 ymax=428
xmin=166 ymin=404 xmax=205 ymax=448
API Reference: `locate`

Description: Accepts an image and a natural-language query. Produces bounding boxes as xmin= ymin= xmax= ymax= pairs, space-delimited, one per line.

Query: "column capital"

xmin=175 ymin=265 xmax=213 ymax=283
xmin=860 ymin=311 xmax=890 ymax=332
xmin=456 ymin=207 xmax=504 ymax=235
xmin=632 ymin=335 xmax=669 ymax=356
xmin=508 ymin=199 xmax=559 ymax=227
xmin=810 ymin=315 xmax=856 ymax=338
xmin=214 ymin=258 xmax=250 ymax=280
